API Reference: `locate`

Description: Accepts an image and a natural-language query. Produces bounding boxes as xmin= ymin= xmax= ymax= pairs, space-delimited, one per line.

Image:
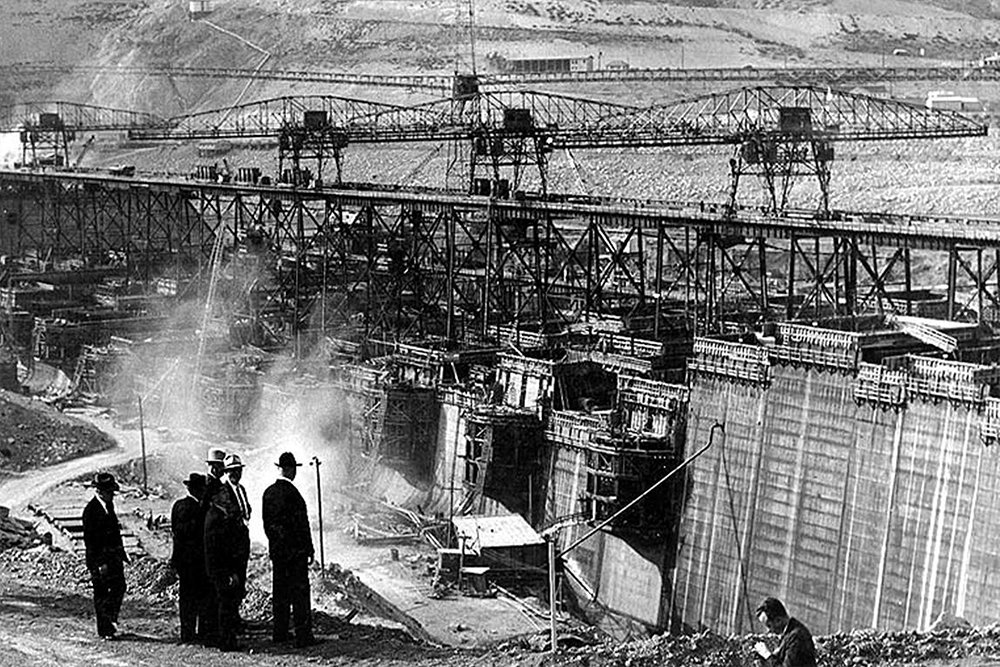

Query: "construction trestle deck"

xmin=4 ymin=169 xmax=1000 ymax=344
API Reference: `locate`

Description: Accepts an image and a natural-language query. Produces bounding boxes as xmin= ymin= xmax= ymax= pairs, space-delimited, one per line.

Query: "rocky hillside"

xmin=6 ymin=0 xmax=1000 ymax=114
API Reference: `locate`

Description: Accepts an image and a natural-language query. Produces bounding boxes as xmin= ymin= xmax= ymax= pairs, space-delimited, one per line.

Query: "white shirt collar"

xmin=94 ymin=492 xmax=110 ymax=513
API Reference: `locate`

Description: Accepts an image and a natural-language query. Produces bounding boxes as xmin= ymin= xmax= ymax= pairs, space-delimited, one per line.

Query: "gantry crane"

xmin=128 ymin=85 xmax=986 ymax=214
xmin=0 ymin=101 xmax=169 ymax=168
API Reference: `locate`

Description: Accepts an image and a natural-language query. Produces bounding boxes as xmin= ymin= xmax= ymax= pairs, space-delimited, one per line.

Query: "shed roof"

xmin=451 ymin=514 xmax=545 ymax=555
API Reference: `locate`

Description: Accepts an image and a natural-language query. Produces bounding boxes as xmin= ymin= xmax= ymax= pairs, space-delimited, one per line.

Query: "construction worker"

xmin=262 ymin=452 xmax=317 ymax=647
xmin=170 ymin=472 xmax=210 ymax=644
xmin=753 ymin=597 xmax=817 ymax=667
xmin=82 ymin=472 xmax=128 ymax=640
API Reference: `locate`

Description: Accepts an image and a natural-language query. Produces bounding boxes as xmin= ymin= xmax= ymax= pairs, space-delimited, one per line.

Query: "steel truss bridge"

xmin=6 ymin=62 xmax=1000 ymax=91
xmin=4 ymin=168 xmax=1000 ymax=347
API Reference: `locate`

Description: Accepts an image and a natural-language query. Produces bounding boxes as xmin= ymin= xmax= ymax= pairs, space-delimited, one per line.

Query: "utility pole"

xmin=311 ymin=456 xmax=325 ymax=571
xmin=137 ymin=395 xmax=148 ymax=495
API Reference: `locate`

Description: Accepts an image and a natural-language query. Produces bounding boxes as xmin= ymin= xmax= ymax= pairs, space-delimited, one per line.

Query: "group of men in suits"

xmin=82 ymin=447 xmax=317 ymax=652
xmin=169 ymin=448 xmax=317 ymax=651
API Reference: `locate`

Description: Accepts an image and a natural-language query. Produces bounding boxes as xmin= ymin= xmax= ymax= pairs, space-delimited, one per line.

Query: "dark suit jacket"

xmin=204 ymin=494 xmax=245 ymax=582
xmin=771 ymin=617 xmax=817 ymax=667
xmin=82 ymin=496 xmax=126 ymax=573
xmin=170 ymin=495 xmax=206 ymax=577
xmin=262 ymin=478 xmax=313 ymax=562
xmin=201 ymin=473 xmax=219 ymax=505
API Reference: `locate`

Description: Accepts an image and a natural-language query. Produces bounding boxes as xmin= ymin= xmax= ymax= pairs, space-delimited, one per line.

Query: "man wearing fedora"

xmin=204 ymin=461 xmax=245 ymax=652
xmin=223 ymin=454 xmax=252 ymax=622
xmin=82 ymin=471 xmax=128 ymax=640
xmin=262 ymin=452 xmax=317 ymax=647
xmin=203 ymin=447 xmax=227 ymax=510
xmin=171 ymin=472 xmax=213 ymax=644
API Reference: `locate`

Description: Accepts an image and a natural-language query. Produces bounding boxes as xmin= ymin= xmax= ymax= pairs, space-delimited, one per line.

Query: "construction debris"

xmin=0 ymin=506 xmax=45 ymax=550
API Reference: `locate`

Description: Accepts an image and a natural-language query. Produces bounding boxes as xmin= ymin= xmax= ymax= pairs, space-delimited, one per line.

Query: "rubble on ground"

xmin=0 ymin=506 xmax=46 ymax=550
xmin=560 ymin=625 xmax=1000 ymax=667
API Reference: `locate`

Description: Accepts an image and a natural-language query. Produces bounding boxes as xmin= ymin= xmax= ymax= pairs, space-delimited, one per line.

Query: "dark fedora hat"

xmin=182 ymin=472 xmax=207 ymax=491
xmin=92 ymin=471 xmax=120 ymax=492
xmin=275 ymin=452 xmax=302 ymax=468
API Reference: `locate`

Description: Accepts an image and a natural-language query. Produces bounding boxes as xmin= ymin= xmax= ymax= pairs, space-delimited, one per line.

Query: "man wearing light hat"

xmin=262 ymin=452 xmax=317 ymax=647
xmin=82 ymin=471 xmax=128 ymax=640
xmin=203 ymin=447 xmax=227 ymax=510
xmin=204 ymin=454 xmax=247 ymax=652
xmin=223 ymin=452 xmax=252 ymax=622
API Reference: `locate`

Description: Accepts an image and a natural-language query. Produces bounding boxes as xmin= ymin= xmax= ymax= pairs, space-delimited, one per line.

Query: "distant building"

xmin=188 ymin=1 xmax=212 ymax=19
xmin=501 ymin=56 xmax=594 ymax=74
xmin=925 ymin=90 xmax=984 ymax=113
xmin=604 ymin=60 xmax=629 ymax=71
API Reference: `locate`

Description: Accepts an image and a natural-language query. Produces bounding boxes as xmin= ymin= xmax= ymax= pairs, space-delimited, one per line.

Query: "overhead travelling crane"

xmin=127 ymin=86 xmax=641 ymax=192
xmin=129 ymin=84 xmax=985 ymax=213
xmin=134 ymin=95 xmax=411 ymax=184
xmin=0 ymin=101 xmax=168 ymax=168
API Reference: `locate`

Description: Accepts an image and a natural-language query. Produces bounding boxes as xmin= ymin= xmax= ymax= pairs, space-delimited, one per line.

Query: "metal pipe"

xmin=559 ymin=421 xmax=724 ymax=558
xmin=548 ymin=538 xmax=557 ymax=658
xmin=311 ymin=456 xmax=325 ymax=571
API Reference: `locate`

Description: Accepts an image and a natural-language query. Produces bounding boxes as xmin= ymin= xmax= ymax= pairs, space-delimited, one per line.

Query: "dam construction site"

xmin=12 ymin=1 xmax=1000 ymax=665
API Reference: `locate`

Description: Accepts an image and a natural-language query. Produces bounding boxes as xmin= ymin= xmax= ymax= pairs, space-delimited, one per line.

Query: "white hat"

xmin=206 ymin=447 xmax=226 ymax=464
xmin=224 ymin=453 xmax=244 ymax=471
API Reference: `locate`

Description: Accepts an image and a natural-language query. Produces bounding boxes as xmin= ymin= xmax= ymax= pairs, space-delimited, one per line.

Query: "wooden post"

xmin=548 ymin=538 xmax=557 ymax=658
xmin=137 ymin=395 xmax=147 ymax=495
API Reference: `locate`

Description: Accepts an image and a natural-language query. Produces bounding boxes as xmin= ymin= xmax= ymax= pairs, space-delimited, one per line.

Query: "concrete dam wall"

xmin=674 ymin=329 xmax=1000 ymax=636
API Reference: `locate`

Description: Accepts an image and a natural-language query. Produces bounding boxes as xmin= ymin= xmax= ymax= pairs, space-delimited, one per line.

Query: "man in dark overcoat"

xmin=262 ymin=452 xmax=317 ymax=647
xmin=82 ymin=471 xmax=128 ymax=640
xmin=223 ymin=453 xmax=252 ymax=611
xmin=204 ymin=469 xmax=245 ymax=652
xmin=170 ymin=472 xmax=211 ymax=643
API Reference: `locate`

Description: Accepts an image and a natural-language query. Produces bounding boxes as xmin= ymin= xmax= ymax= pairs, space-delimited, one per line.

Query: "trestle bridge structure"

xmin=3 ymin=168 xmax=1000 ymax=348
xmin=0 ymin=84 xmax=992 ymax=348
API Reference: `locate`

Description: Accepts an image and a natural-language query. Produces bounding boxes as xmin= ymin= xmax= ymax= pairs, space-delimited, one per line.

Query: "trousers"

xmin=271 ymin=555 xmax=312 ymax=641
xmin=91 ymin=562 xmax=126 ymax=638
